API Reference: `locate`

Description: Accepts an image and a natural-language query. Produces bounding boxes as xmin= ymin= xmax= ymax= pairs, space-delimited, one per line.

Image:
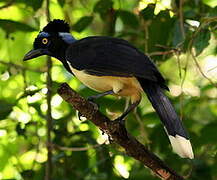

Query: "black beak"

xmin=23 ymin=49 xmax=49 ymax=61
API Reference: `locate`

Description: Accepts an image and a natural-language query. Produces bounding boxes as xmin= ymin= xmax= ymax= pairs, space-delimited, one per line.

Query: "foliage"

xmin=0 ymin=0 xmax=216 ymax=179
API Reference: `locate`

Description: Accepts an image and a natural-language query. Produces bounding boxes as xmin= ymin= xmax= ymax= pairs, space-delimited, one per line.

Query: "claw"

xmin=99 ymin=128 xmax=113 ymax=144
xmin=77 ymin=111 xmax=86 ymax=121
xmin=114 ymin=117 xmax=125 ymax=125
xmin=87 ymin=98 xmax=99 ymax=111
xmin=87 ymin=96 xmax=94 ymax=101
xmin=113 ymin=117 xmax=128 ymax=138
xmin=108 ymin=135 xmax=113 ymax=144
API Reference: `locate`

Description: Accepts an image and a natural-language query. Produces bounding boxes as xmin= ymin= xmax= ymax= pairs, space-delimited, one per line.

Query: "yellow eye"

xmin=42 ymin=38 xmax=48 ymax=44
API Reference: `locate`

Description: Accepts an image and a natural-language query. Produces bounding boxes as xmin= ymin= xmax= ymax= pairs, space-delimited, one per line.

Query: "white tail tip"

xmin=168 ymin=135 xmax=194 ymax=159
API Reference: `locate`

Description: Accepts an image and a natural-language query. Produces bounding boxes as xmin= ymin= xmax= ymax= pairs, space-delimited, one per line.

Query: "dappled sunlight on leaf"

xmin=114 ymin=155 xmax=132 ymax=179
xmin=203 ymin=55 xmax=217 ymax=81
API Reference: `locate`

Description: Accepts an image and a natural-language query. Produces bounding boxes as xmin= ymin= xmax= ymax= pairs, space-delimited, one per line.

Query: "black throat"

xmin=49 ymin=38 xmax=74 ymax=74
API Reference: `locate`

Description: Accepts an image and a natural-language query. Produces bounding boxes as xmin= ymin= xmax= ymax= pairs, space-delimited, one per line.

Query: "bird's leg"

xmin=87 ymin=90 xmax=114 ymax=101
xmin=110 ymin=101 xmax=139 ymax=140
xmin=78 ymin=90 xmax=114 ymax=120
xmin=114 ymin=100 xmax=140 ymax=124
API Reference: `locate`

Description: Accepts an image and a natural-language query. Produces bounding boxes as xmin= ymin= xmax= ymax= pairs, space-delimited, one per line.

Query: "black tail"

xmin=137 ymin=78 xmax=194 ymax=159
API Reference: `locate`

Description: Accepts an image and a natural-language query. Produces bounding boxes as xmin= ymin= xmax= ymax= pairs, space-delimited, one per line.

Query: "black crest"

xmin=43 ymin=19 xmax=70 ymax=33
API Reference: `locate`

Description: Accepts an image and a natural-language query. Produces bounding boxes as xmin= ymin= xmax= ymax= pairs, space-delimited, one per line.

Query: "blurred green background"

xmin=0 ymin=0 xmax=217 ymax=179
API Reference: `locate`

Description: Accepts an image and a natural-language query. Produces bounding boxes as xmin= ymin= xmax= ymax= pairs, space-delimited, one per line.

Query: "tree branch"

xmin=57 ymin=83 xmax=184 ymax=180
xmin=0 ymin=60 xmax=46 ymax=73
xmin=45 ymin=0 xmax=53 ymax=179
xmin=51 ymin=141 xmax=106 ymax=152
xmin=179 ymin=0 xmax=185 ymax=38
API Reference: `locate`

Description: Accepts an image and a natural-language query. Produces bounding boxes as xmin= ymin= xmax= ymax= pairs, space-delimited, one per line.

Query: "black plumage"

xmin=66 ymin=36 xmax=168 ymax=90
xmin=43 ymin=19 xmax=70 ymax=33
xmin=66 ymin=36 xmax=188 ymax=139
xmin=137 ymin=77 xmax=189 ymax=138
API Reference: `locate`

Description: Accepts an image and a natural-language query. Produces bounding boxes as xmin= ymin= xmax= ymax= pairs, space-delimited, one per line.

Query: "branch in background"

xmin=133 ymin=110 xmax=150 ymax=144
xmin=57 ymin=83 xmax=184 ymax=180
xmin=179 ymin=0 xmax=185 ymax=38
xmin=0 ymin=60 xmax=46 ymax=73
xmin=45 ymin=0 xmax=53 ymax=179
xmin=191 ymin=51 xmax=217 ymax=88
xmin=148 ymin=45 xmax=181 ymax=57
xmin=148 ymin=50 xmax=175 ymax=57
xmin=186 ymin=17 xmax=217 ymax=89
xmin=51 ymin=141 xmax=106 ymax=152
xmin=208 ymin=65 xmax=217 ymax=72
xmin=0 ymin=0 xmax=15 ymax=10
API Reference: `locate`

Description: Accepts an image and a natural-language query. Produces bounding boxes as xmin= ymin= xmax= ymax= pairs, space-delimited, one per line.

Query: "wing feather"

xmin=65 ymin=36 xmax=167 ymax=88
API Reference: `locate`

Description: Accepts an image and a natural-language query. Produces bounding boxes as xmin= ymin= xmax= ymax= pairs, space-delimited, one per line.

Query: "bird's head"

xmin=23 ymin=19 xmax=76 ymax=61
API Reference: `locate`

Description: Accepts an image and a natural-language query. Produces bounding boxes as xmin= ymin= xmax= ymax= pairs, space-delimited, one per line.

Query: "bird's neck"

xmin=52 ymin=34 xmax=76 ymax=62
xmin=51 ymin=40 xmax=74 ymax=74
xmin=51 ymin=41 xmax=70 ymax=61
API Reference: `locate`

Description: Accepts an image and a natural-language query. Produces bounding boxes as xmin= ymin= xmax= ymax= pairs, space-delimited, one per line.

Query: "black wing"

xmin=65 ymin=36 xmax=167 ymax=89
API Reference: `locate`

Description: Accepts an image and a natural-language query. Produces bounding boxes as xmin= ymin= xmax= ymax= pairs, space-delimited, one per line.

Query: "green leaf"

xmin=193 ymin=29 xmax=211 ymax=56
xmin=73 ymin=16 xmax=94 ymax=32
xmin=29 ymin=102 xmax=45 ymax=118
xmin=17 ymin=89 xmax=42 ymax=101
xmin=191 ymin=159 xmax=212 ymax=179
xmin=57 ymin=0 xmax=65 ymax=7
xmin=16 ymin=0 xmax=44 ymax=11
xmin=16 ymin=123 xmax=26 ymax=137
xmin=145 ymin=10 xmax=175 ymax=55
xmin=200 ymin=123 xmax=217 ymax=144
xmin=117 ymin=10 xmax=139 ymax=28
xmin=0 ymin=19 xmax=37 ymax=34
xmin=93 ymin=0 xmax=113 ymax=15
xmin=140 ymin=4 xmax=155 ymax=20
xmin=209 ymin=7 xmax=217 ymax=16
xmin=183 ymin=30 xmax=193 ymax=52
xmin=173 ymin=20 xmax=189 ymax=46
xmin=0 ymin=100 xmax=14 ymax=120
xmin=202 ymin=0 xmax=217 ymax=8
xmin=27 ymin=0 xmax=43 ymax=11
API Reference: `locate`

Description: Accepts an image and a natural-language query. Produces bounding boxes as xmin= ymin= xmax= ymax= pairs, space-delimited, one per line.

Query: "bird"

xmin=23 ymin=19 xmax=194 ymax=159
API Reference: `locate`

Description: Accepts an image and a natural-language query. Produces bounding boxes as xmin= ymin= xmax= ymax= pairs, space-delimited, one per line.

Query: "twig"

xmin=175 ymin=52 xmax=182 ymax=79
xmin=191 ymin=51 xmax=217 ymax=88
xmin=179 ymin=0 xmax=185 ymax=38
xmin=208 ymin=65 xmax=217 ymax=72
xmin=51 ymin=142 xmax=105 ymax=151
xmin=1 ymin=144 xmax=24 ymax=172
xmin=186 ymin=16 xmax=217 ymax=88
xmin=148 ymin=50 xmax=175 ymax=57
xmin=133 ymin=109 xmax=150 ymax=144
xmin=185 ymin=16 xmax=217 ymax=88
xmin=148 ymin=45 xmax=181 ymax=57
xmin=0 ymin=60 xmax=46 ymax=73
xmin=57 ymin=83 xmax=185 ymax=180
xmin=45 ymin=0 xmax=53 ymax=180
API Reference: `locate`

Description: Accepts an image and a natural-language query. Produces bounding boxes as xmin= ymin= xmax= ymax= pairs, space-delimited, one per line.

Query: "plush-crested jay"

xmin=23 ymin=19 xmax=194 ymax=159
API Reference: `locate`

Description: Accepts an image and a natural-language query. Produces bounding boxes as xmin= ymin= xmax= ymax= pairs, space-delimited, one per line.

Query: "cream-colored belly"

xmin=70 ymin=67 xmax=143 ymax=103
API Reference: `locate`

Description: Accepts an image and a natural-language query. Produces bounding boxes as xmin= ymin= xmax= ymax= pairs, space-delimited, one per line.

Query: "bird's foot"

xmin=113 ymin=117 xmax=128 ymax=138
xmin=108 ymin=134 xmax=113 ymax=144
xmin=113 ymin=117 xmax=126 ymax=126
xmin=88 ymin=99 xmax=99 ymax=111
xmin=100 ymin=128 xmax=113 ymax=144
xmin=77 ymin=111 xmax=86 ymax=121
